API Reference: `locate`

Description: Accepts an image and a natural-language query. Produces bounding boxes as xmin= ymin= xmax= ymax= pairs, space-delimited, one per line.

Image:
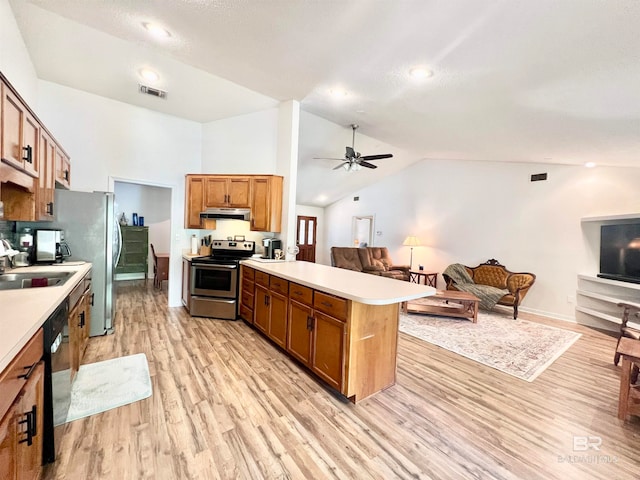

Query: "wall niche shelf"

xmin=576 ymin=274 xmax=640 ymax=330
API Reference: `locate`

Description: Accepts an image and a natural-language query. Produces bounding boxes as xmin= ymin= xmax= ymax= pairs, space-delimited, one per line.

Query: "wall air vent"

xmin=530 ymin=173 xmax=548 ymax=182
xmin=139 ymin=84 xmax=167 ymax=99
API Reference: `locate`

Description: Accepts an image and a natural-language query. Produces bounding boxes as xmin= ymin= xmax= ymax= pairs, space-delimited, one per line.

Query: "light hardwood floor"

xmin=44 ymin=281 xmax=640 ymax=479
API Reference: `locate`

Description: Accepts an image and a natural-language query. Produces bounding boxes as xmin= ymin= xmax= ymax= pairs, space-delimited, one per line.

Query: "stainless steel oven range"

xmin=190 ymin=240 xmax=255 ymax=319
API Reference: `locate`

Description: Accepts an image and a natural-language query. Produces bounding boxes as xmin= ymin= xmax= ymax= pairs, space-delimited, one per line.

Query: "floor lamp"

xmin=402 ymin=235 xmax=421 ymax=270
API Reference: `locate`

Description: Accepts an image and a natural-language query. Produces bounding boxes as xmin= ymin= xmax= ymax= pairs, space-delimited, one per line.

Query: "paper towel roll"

xmin=190 ymin=235 xmax=198 ymax=254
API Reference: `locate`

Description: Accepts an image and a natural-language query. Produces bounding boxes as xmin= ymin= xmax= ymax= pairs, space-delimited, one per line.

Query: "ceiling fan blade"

xmin=361 ymin=153 xmax=393 ymax=161
xmin=345 ymin=146 xmax=356 ymax=158
xmin=359 ymin=161 xmax=378 ymax=169
xmin=333 ymin=162 xmax=348 ymax=170
xmin=313 ymin=157 xmax=349 ymax=161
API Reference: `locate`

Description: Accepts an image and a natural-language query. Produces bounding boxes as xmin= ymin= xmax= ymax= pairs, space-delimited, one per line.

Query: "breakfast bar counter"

xmin=241 ymin=259 xmax=436 ymax=305
xmin=240 ymin=260 xmax=436 ymax=402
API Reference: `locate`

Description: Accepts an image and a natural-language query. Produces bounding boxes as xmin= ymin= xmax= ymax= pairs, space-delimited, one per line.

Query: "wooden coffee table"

xmin=406 ymin=290 xmax=480 ymax=323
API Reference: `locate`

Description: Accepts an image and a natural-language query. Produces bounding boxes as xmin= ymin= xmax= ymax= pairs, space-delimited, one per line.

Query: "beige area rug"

xmin=400 ymin=300 xmax=581 ymax=382
xmin=54 ymin=353 xmax=152 ymax=426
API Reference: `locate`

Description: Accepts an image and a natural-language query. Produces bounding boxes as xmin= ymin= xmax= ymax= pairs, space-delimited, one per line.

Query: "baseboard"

xmin=115 ymin=273 xmax=147 ymax=281
xmin=518 ymin=306 xmax=619 ymax=333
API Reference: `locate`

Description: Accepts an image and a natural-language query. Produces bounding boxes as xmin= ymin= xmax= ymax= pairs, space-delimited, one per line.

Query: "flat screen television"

xmin=599 ymin=223 xmax=640 ymax=284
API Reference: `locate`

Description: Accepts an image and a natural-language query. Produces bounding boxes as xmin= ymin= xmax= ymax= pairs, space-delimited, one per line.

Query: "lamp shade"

xmin=402 ymin=235 xmax=421 ymax=247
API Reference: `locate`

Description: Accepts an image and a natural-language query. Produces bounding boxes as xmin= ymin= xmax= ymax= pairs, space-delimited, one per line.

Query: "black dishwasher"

xmin=42 ymin=300 xmax=70 ymax=463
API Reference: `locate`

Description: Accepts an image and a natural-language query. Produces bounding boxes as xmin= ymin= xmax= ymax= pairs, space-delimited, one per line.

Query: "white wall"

xmin=325 ymin=159 xmax=640 ymax=321
xmin=0 ymin=0 xmax=37 ymax=104
xmin=114 ymin=182 xmax=172 ymax=277
xmin=36 ymin=80 xmax=202 ymax=307
xmin=201 ymin=108 xmax=278 ymax=174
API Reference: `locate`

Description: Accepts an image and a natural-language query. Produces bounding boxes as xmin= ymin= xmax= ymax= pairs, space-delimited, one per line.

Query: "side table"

xmin=410 ymin=271 xmax=437 ymax=288
xmin=616 ymin=337 xmax=640 ymax=421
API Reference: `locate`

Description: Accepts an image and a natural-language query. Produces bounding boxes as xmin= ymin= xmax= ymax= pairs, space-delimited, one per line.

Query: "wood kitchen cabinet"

xmin=250 ymin=176 xmax=283 ymax=232
xmin=68 ymin=271 xmax=91 ymax=382
xmin=184 ymin=174 xmax=282 ymax=231
xmin=54 ymin=148 xmax=71 ymax=190
xmin=239 ymin=265 xmax=255 ymax=323
xmin=1 ymin=82 xmax=39 ymax=179
xmin=36 ymin=129 xmax=56 ymax=221
xmin=185 ymin=175 xmax=205 ymax=229
xmin=247 ymin=267 xmax=399 ymax=402
xmin=1 ymin=72 xmax=71 ymax=221
xmin=252 ymin=270 xmax=290 ymax=346
xmin=204 ymin=176 xmax=250 ymax=208
xmin=0 ymin=329 xmax=44 ymax=480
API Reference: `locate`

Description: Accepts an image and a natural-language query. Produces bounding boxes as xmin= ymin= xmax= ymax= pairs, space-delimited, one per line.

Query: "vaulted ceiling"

xmin=9 ymin=0 xmax=640 ymax=206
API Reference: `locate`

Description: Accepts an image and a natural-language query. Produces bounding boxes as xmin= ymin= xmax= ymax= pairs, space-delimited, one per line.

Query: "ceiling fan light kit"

xmin=315 ymin=124 xmax=393 ymax=172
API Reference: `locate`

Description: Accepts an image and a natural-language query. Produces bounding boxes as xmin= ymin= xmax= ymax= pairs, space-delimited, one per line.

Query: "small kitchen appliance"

xmin=261 ymin=238 xmax=282 ymax=259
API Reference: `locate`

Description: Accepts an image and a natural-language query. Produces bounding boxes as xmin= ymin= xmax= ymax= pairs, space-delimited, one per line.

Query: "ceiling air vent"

xmin=139 ymin=84 xmax=167 ymax=99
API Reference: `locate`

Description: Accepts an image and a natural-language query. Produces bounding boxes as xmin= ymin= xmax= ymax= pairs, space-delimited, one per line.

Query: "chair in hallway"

xmin=150 ymin=243 xmax=169 ymax=289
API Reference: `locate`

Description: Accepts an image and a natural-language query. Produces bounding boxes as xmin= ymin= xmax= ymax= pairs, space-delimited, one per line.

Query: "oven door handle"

xmin=192 ymin=263 xmax=237 ymax=270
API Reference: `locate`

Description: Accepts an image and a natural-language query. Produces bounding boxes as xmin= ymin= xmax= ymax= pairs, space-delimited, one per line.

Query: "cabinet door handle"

xmin=90 ymin=293 xmax=95 ymax=306
xmin=266 ymin=295 xmax=270 ymax=307
xmin=46 ymin=202 xmax=54 ymax=215
xmin=18 ymin=408 xmax=34 ymax=446
xmin=17 ymin=362 xmax=38 ymax=380
xmin=307 ymin=316 xmax=314 ymax=331
xmin=79 ymin=311 xmax=85 ymax=327
xmin=321 ymin=301 xmax=332 ymax=308
xmin=22 ymin=145 xmax=33 ymax=163
xmin=64 ymin=169 xmax=69 ymax=181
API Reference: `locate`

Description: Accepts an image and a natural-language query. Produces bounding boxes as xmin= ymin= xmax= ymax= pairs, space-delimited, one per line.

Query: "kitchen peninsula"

xmin=240 ymin=260 xmax=436 ymax=402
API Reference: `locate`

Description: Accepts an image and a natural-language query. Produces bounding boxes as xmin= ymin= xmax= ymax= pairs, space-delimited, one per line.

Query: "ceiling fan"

xmin=314 ymin=124 xmax=393 ymax=171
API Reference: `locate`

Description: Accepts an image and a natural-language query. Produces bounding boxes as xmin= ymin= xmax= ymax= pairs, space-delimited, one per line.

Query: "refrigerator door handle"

xmin=115 ymin=221 xmax=123 ymax=267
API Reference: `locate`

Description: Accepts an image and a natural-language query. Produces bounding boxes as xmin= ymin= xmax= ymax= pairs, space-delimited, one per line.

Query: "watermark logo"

xmin=557 ymin=436 xmax=618 ymax=464
xmin=573 ymin=436 xmax=602 ymax=451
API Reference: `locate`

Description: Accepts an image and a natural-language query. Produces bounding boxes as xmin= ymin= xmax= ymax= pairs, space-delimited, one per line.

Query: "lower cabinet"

xmin=68 ymin=272 xmax=91 ymax=382
xmin=0 ymin=329 xmax=45 ymax=480
xmin=248 ymin=268 xmax=399 ymax=402
xmin=254 ymin=285 xmax=270 ymax=334
xmin=311 ymin=311 xmax=345 ymax=391
xmin=239 ymin=266 xmax=255 ymax=323
xmin=288 ymin=300 xmax=313 ymax=365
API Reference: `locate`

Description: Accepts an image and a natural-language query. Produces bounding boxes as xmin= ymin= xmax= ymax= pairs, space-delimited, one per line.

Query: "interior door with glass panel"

xmin=296 ymin=215 xmax=316 ymax=263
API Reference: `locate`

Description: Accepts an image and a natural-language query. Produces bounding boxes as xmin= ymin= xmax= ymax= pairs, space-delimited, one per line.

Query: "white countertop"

xmin=241 ymin=260 xmax=436 ymax=305
xmin=0 ymin=263 xmax=92 ymax=373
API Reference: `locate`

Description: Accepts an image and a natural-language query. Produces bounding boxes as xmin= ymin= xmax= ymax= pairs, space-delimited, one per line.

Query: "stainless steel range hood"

xmin=199 ymin=208 xmax=251 ymax=221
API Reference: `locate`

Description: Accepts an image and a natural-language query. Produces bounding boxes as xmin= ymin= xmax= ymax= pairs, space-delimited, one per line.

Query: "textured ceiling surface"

xmin=8 ymin=0 xmax=640 ymax=206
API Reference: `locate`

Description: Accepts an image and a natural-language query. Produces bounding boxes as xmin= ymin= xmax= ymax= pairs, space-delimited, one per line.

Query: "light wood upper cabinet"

xmin=204 ymin=176 xmax=250 ymax=208
xmin=250 ymin=176 xmax=283 ymax=232
xmin=185 ymin=175 xmax=205 ymax=229
xmin=0 ymin=73 xmax=71 ymax=221
xmin=1 ymin=83 xmax=39 ymax=179
xmin=36 ymin=130 xmax=56 ymax=221
xmin=184 ymin=174 xmax=283 ymax=231
xmin=54 ymin=148 xmax=71 ymax=190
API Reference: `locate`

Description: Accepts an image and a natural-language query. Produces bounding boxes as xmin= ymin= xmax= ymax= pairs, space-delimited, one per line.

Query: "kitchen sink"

xmin=0 ymin=271 xmax=74 ymax=291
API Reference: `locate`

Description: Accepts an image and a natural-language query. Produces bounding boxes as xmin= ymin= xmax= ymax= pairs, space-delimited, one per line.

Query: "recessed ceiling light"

xmin=139 ymin=68 xmax=159 ymax=83
xmin=409 ymin=66 xmax=433 ymax=79
xmin=585 ymin=162 xmax=597 ymax=168
xmin=142 ymin=22 xmax=171 ymax=38
xmin=329 ymin=88 xmax=348 ymax=98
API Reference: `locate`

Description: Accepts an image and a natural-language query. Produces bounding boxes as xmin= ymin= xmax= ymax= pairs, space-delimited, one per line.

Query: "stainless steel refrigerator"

xmin=50 ymin=190 xmax=120 ymax=336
